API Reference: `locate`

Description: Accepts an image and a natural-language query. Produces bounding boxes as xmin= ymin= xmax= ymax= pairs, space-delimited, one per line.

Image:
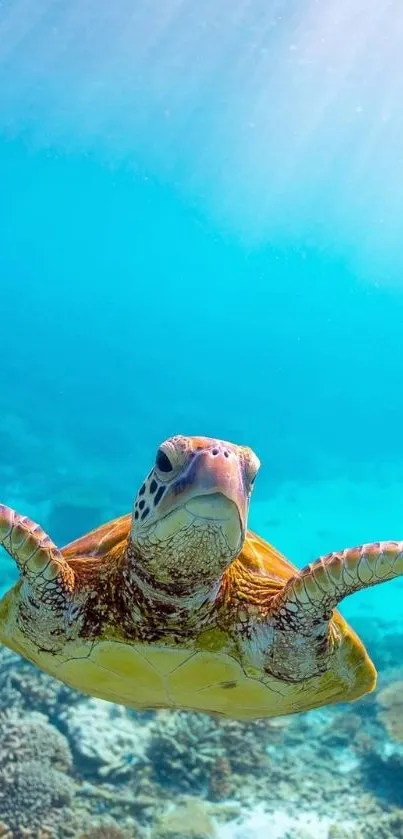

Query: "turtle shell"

xmin=0 ymin=516 xmax=376 ymax=720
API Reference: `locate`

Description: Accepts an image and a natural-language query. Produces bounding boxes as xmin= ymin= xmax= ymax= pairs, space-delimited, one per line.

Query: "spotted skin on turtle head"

xmin=130 ymin=435 xmax=260 ymax=595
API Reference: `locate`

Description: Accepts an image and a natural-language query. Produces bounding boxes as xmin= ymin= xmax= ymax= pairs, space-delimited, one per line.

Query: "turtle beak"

xmin=180 ymin=446 xmax=259 ymax=548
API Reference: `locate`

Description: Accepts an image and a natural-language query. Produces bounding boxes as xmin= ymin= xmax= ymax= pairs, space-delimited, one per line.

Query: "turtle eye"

xmin=155 ymin=448 xmax=174 ymax=473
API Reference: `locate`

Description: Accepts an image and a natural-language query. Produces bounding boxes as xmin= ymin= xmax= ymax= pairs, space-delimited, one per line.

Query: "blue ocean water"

xmin=1 ymin=1 xmax=403 ymax=836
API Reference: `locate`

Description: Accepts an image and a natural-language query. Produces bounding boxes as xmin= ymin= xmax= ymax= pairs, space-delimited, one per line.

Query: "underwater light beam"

xmin=0 ymin=0 xmax=403 ymax=280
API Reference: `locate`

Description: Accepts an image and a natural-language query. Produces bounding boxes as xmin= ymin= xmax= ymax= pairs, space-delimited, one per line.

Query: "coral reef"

xmin=0 ymin=646 xmax=80 ymax=717
xmin=151 ymin=798 xmax=217 ymax=839
xmin=146 ymin=711 xmax=287 ymax=795
xmin=218 ymin=717 xmax=283 ymax=774
xmin=77 ymin=822 xmax=141 ymax=839
xmin=58 ymin=699 xmax=151 ymax=779
xmin=376 ymin=680 xmax=403 ymax=742
xmin=0 ymin=709 xmax=72 ymax=770
xmin=320 ymin=711 xmax=362 ymax=747
xmin=147 ymin=712 xmax=221 ymax=792
xmin=0 ymin=759 xmax=74 ymax=837
xmin=0 ymin=822 xmax=54 ymax=839
xmin=0 ymin=707 xmax=78 ymax=838
xmin=208 ymin=757 xmax=233 ymax=801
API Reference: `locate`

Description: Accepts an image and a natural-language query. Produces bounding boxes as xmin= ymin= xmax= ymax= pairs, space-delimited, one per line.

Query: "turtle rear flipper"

xmin=266 ymin=541 xmax=403 ymax=683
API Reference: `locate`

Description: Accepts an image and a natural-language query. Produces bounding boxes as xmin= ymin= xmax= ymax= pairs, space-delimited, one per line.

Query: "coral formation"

xmin=0 ymin=759 xmax=74 ymax=837
xmin=151 ymin=798 xmax=217 ymax=839
xmin=0 ymin=823 xmax=54 ymax=839
xmin=0 ymin=709 xmax=72 ymax=770
xmin=321 ymin=711 xmax=362 ymax=747
xmin=77 ymin=822 xmax=140 ymax=839
xmin=208 ymin=757 xmax=233 ymax=801
xmin=147 ymin=711 xmax=221 ymax=792
xmin=0 ymin=707 xmax=78 ymax=838
xmin=376 ymin=680 xmax=403 ymax=742
xmin=218 ymin=717 xmax=278 ymax=774
xmin=146 ymin=711 xmax=287 ymax=796
xmin=58 ymin=698 xmax=150 ymax=778
xmin=0 ymin=646 xmax=80 ymax=717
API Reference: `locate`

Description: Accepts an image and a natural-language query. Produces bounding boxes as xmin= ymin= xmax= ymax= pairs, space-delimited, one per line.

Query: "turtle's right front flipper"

xmin=0 ymin=504 xmax=75 ymax=649
xmin=0 ymin=504 xmax=74 ymax=591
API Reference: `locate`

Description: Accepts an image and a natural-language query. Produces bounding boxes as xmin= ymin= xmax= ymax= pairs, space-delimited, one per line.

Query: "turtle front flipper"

xmin=266 ymin=541 xmax=403 ymax=683
xmin=0 ymin=504 xmax=75 ymax=587
xmin=0 ymin=504 xmax=76 ymax=652
xmin=278 ymin=540 xmax=403 ymax=617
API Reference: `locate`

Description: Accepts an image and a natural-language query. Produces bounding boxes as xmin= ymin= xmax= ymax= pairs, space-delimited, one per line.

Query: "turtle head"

xmin=130 ymin=435 xmax=260 ymax=595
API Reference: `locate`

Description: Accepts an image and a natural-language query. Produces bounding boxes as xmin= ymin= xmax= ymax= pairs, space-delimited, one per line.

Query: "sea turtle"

xmin=0 ymin=435 xmax=401 ymax=720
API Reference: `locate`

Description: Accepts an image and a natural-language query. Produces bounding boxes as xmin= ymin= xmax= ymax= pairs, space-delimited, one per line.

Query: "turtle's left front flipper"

xmin=278 ymin=541 xmax=403 ymax=619
xmin=266 ymin=541 xmax=403 ymax=682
